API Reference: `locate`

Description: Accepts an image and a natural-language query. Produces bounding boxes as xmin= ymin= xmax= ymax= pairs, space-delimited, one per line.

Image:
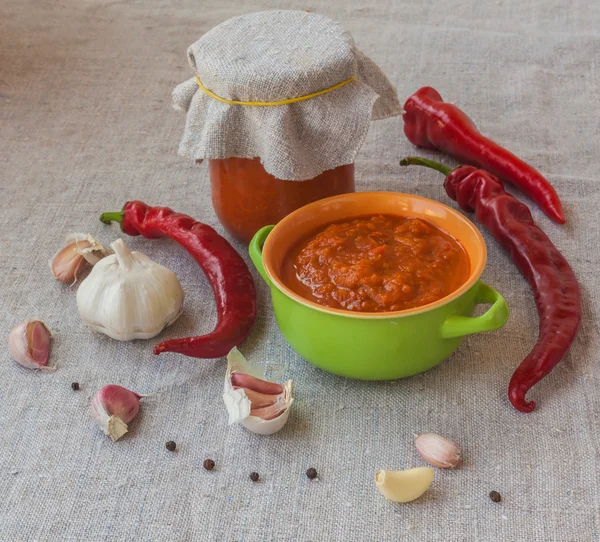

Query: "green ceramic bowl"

xmin=249 ymin=192 xmax=509 ymax=380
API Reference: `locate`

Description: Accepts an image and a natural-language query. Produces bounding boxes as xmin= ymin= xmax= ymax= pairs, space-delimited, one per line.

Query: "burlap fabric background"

xmin=1 ymin=1 xmax=598 ymax=541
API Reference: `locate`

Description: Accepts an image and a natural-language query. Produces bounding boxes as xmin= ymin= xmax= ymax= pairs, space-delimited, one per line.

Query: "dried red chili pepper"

xmin=100 ymin=201 xmax=256 ymax=359
xmin=403 ymin=87 xmax=565 ymax=224
xmin=400 ymin=157 xmax=581 ymax=412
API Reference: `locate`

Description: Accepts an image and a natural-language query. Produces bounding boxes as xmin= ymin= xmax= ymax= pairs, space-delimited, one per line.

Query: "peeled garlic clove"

xmin=50 ymin=233 xmax=109 ymax=283
xmin=223 ymin=347 xmax=293 ymax=435
xmin=415 ymin=433 xmax=461 ymax=469
xmin=91 ymin=385 xmax=142 ymax=442
xmin=77 ymin=238 xmax=184 ymax=341
xmin=375 ymin=467 xmax=434 ymax=503
xmin=8 ymin=320 xmax=52 ymax=370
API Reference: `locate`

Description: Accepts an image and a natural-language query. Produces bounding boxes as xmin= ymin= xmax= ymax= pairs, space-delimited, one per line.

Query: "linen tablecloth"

xmin=1 ymin=0 xmax=598 ymax=540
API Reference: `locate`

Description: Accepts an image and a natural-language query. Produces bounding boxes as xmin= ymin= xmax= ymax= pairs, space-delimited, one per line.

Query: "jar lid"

xmin=173 ymin=10 xmax=401 ymax=181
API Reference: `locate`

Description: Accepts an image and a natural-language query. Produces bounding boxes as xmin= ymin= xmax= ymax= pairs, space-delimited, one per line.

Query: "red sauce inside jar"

xmin=282 ymin=214 xmax=470 ymax=313
xmin=209 ymin=158 xmax=355 ymax=244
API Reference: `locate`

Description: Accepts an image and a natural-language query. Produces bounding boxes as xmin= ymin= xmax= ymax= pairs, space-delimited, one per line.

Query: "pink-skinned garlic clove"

xmin=8 ymin=320 xmax=53 ymax=370
xmin=223 ymin=347 xmax=293 ymax=435
xmin=50 ymin=233 xmax=109 ymax=284
xmin=231 ymin=372 xmax=285 ymax=395
xmin=232 ymin=386 xmax=284 ymax=409
xmin=91 ymin=385 xmax=143 ymax=442
xmin=415 ymin=433 xmax=461 ymax=469
xmin=249 ymin=403 xmax=286 ymax=421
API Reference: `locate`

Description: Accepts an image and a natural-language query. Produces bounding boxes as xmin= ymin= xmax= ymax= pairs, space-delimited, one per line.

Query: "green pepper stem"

xmin=99 ymin=211 xmax=124 ymax=225
xmin=400 ymin=156 xmax=453 ymax=176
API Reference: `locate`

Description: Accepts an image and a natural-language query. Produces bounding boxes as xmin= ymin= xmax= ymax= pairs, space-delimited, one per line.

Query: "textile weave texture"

xmin=172 ymin=10 xmax=401 ymax=181
xmin=1 ymin=0 xmax=599 ymax=540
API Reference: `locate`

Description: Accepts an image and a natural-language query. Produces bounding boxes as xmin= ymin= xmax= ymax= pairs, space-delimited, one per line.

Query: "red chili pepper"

xmin=400 ymin=157 xmax=581 ymax=412
xmin=100 ymin=201 xmax=256 ymax=359
xmin=403 ymin=87 xmax=565 ymax=224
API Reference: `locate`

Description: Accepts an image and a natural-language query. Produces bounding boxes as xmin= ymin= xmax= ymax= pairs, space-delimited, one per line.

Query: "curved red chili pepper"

xmin=400 ymin=157 xmax=581 ymax=412
xmin=403 ymin=86 xmax=566 ymax=224
xmin=100 ymin=201 xmax=256 ymax=359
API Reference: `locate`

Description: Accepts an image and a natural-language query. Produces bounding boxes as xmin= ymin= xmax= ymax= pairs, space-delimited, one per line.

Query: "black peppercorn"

xmin=306 ymin=467 xmax=318 ymax=480
xmin=165 ymin=441 xmax=176 ymax=452
xmin=489 ymin=490 xmax=502 ymax=503
xmin=203 ymin=459 xmax=215 ymax=471
xmin=250 ymin=472 xmax=259 ymax=482
xmin=71 ymin=382 xmax=80 ymax=391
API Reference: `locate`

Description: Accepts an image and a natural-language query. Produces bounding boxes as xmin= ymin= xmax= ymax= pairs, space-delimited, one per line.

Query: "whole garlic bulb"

xmin=77 ymin=238 xmax=184 ymax=341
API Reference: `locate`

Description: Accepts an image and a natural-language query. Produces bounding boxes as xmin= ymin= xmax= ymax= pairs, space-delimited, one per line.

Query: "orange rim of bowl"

xmin=262 ymin=192 xmax=487 ymax=320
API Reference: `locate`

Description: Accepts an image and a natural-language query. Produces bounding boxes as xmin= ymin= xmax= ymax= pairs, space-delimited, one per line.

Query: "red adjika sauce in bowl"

xmin=281 ymin=214 xmax=470 ymax=313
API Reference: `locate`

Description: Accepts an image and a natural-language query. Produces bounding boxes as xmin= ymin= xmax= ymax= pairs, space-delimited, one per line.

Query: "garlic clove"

xmin=8 ymin=320 xmax=53 ymax=370
xmin=75 ymin=234 xmax=111 ymax=266
xmin=50 ymin=233 xmax=109 ymax=284
xmin=231 ymin=372 xmax=285 ymax=395
xmin=76 ymin=238 xmax=184 ymax=341
xmin=375 ymin=467 xmax=434 ymax=503
xmin=415 ymin=433 xmax=461 ymax=469
xmin=223 ymin=347 xmax=293 ymax=435
xmin=233 ymin=387 xmax=283 ymax=409
xmin=91 ymin=384 xmax=143 ymax=441
xmin=250 ymin=403 xmax=286 ymax=421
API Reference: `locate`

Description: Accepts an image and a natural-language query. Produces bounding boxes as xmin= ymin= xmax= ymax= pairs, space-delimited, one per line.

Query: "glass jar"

xmin=209 ymin=157 xmax=355 ymax=244
xmin=174 ymin=12 xmax=401 ymax=244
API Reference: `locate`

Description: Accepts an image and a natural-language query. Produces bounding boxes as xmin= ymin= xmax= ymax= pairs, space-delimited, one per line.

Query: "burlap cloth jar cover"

xmin=172 ymin=10 xmax=402 ymax=181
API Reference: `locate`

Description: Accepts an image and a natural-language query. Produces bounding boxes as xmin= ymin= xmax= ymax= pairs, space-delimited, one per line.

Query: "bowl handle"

xmin=440 ymin=281 xmax=509 ymax=339
xmin=249 ymin=225 xmax=275 ymax=286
